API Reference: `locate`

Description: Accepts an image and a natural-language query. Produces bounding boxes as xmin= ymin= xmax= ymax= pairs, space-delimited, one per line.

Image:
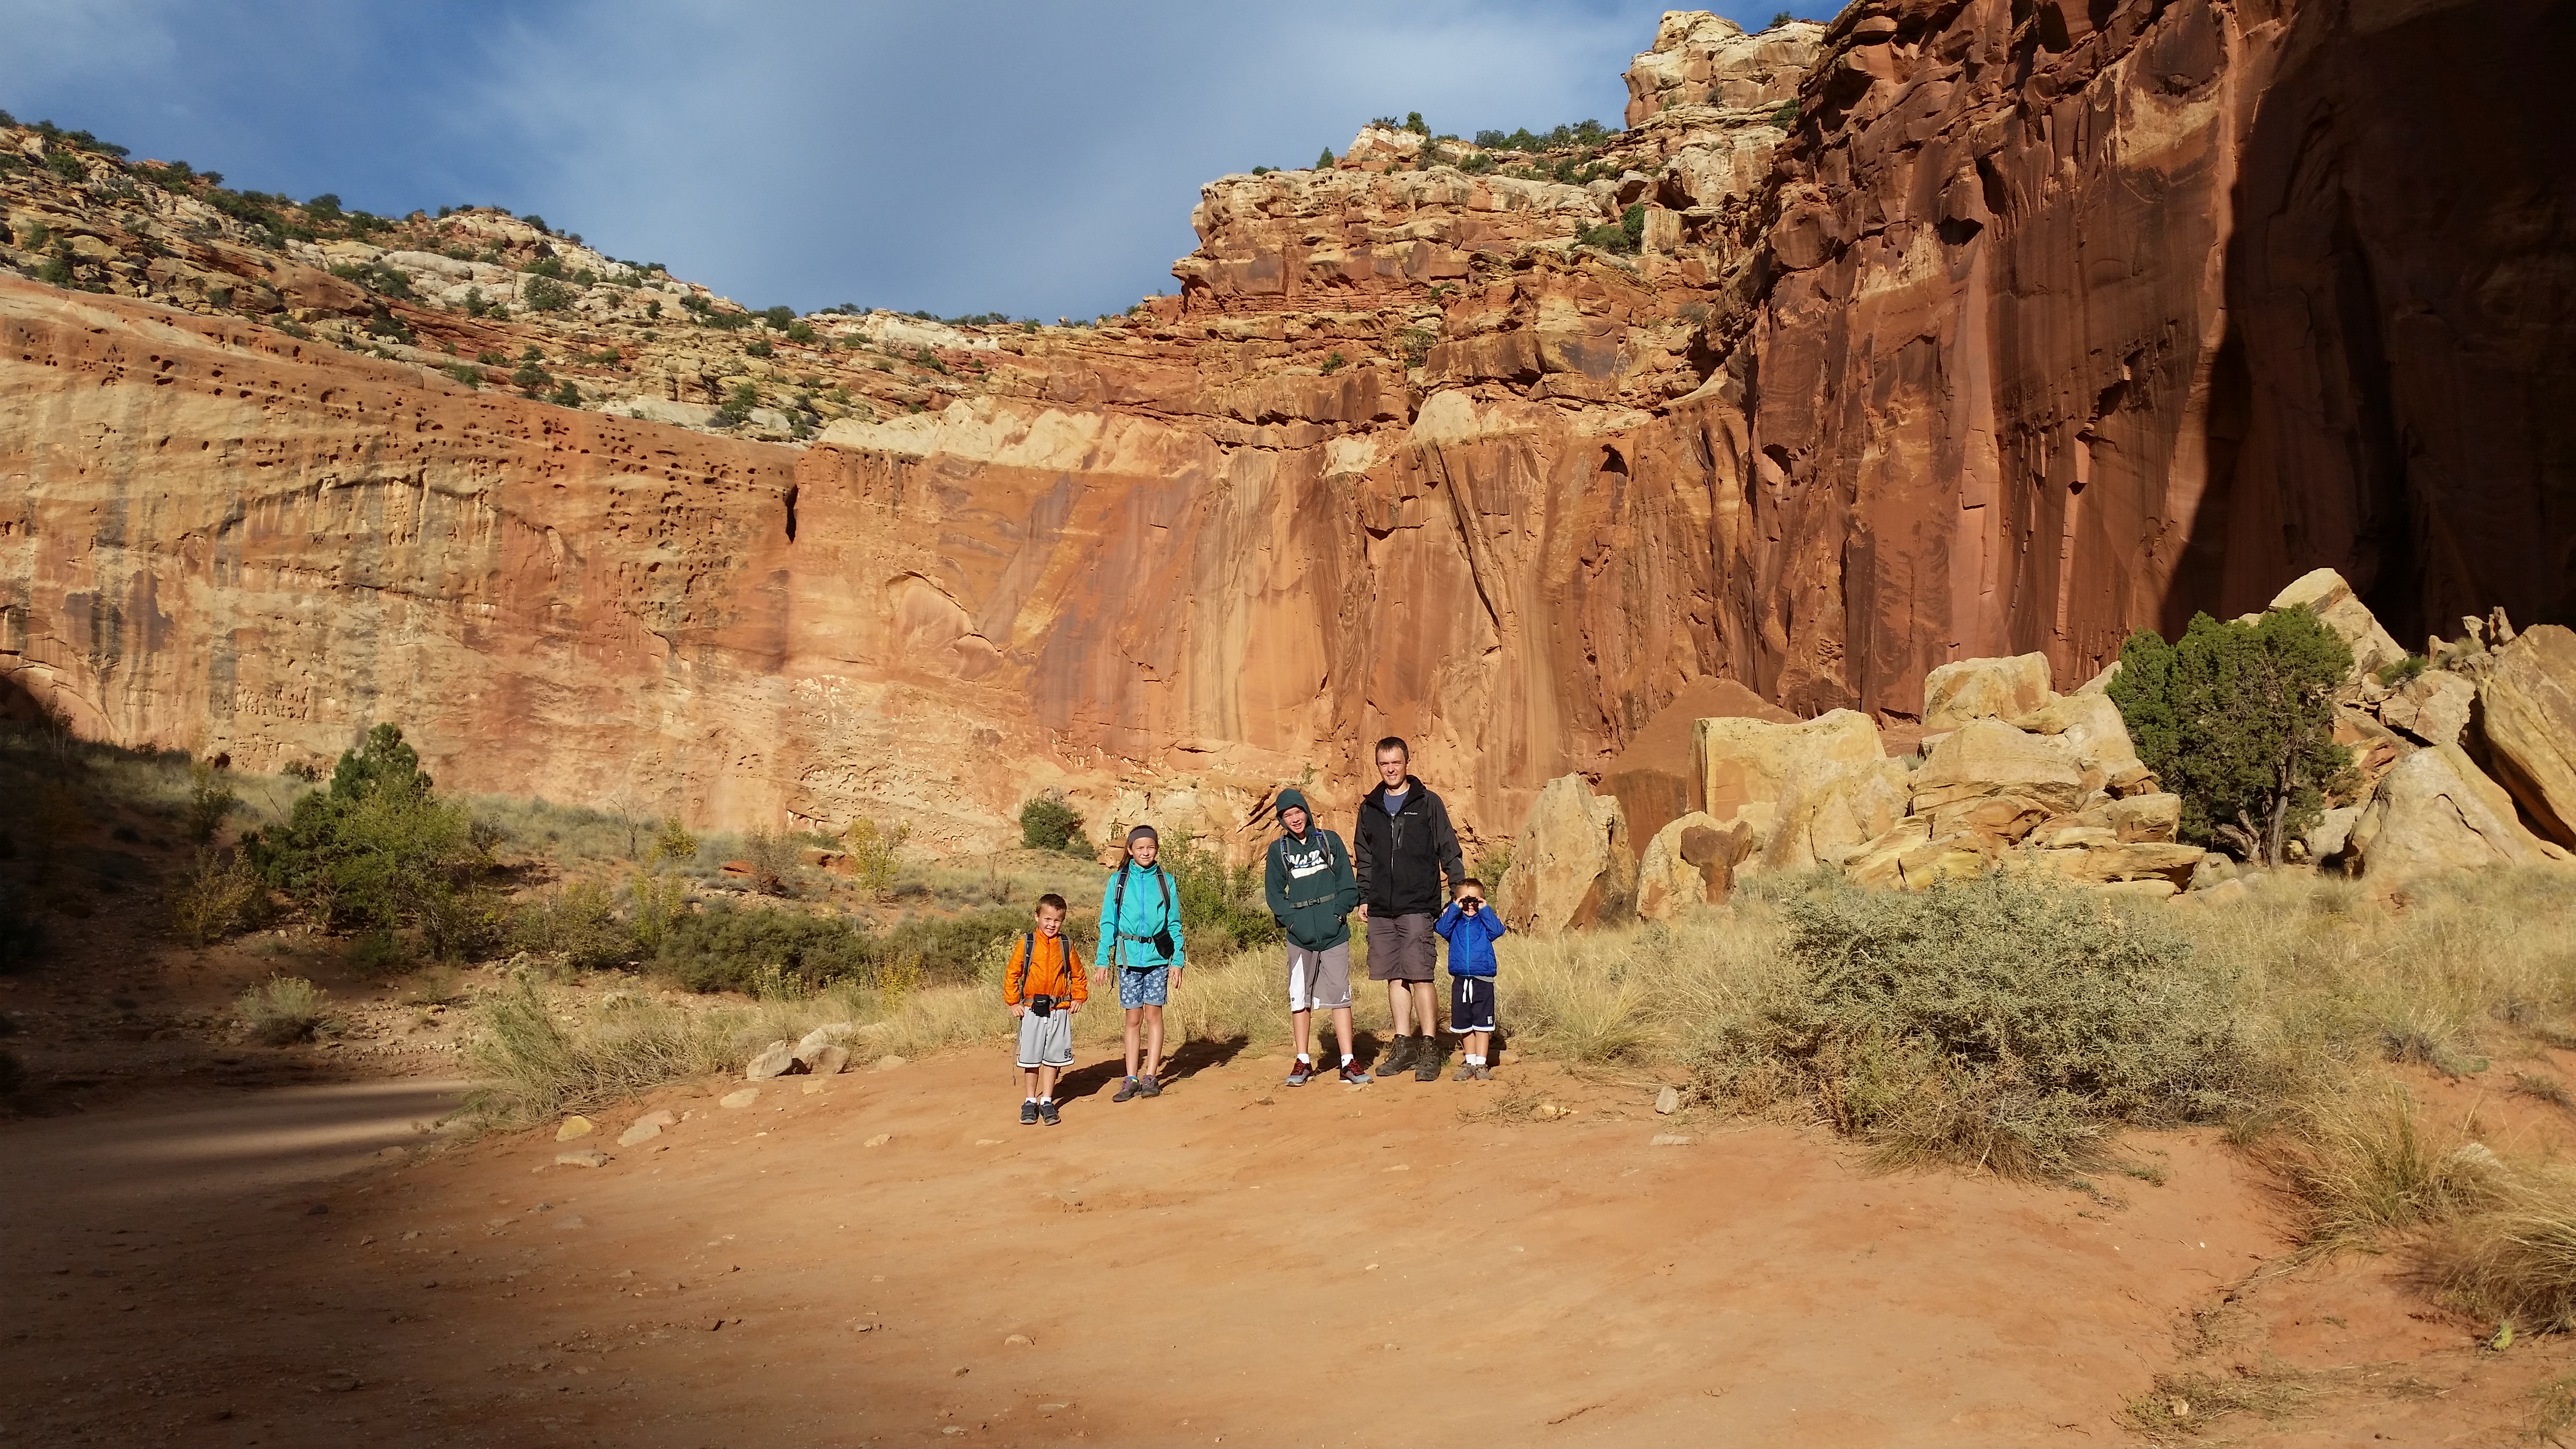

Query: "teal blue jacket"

xmin=1094 ymin=861 xmax=1186 ymax=969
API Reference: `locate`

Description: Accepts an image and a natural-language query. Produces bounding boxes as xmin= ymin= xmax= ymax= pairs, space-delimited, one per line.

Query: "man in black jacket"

xmin=1353 ymin=736 xmax=1466 ymax=1081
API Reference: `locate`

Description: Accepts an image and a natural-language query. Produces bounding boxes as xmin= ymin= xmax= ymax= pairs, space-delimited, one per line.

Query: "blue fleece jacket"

xmin=1433 ymin=899 xmax=1505 ymax=977
xmin=1095 ymin=861 xmax=1186 ymax=969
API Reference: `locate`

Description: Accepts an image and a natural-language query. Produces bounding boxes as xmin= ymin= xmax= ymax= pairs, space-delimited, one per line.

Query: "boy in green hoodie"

xmin=1263 ymin=787 xmax=1371 ymax=1086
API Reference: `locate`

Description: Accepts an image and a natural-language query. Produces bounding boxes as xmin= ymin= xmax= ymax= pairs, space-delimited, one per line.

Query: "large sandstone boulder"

xmin=2478 ymin=624 xmax=2576 ymax=848
xmin=1922 ymin=654 xmax=2054 ymax=730
xmin=1635 ymin=812 xmax=1753 ymax=920
xmin=1757 ymin=757 xmax=1914 ymax=874
xmin=1908 ymin=720 xmax=2089 ymax=841
xmin=2012 ymin=691 xmax=2149 ymax=792
xmin=2271 ymin=567 xmax=2407 ymax=684
xmin=1499 ymin=775 xmax=1636 ymax=934
xmin=1843 ymin=815 xmax=1992 ymax=890
xmin=2378 ymin=670 xmax=2476 ymax=749
xmin=1693 ymin=709 xmax=1886 ymax=840
xmin=2348 ymin=743 xmax=2562 ymax=881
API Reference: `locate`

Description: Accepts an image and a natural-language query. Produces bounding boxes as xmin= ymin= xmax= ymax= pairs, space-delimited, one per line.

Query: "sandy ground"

xmin=11 ymin=1040 xmax=2566 ymax=1449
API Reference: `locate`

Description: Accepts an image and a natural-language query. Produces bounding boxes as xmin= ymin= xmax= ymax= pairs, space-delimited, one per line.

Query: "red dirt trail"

xmin=0 ymin=1049 xmax=2556 ymax=1447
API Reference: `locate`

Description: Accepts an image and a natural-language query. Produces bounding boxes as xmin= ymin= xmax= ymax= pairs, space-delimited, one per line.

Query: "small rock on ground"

xmin=1650 ymin=1134 xmax=1693 ymax=1147
xmin=556 ymin=1115 xmax=596 ymax=1141
xmin=1004 ymin=1333 xmax=1034 ymax=1348
xmin=616 ymin=1120 xmax=662 ymax=1147
xmin=864 ymin=1133 xmax=891 ymax=1148
xmin=1654 ymin=1086 xmax=1680 ymax=1115
xmin=743 ymin=1040 xmax=798 ymax=1081
xmin=872 ymin=1055 xmax=908 ymax=1072
xmin=555 ymin=1149 xmax=611 ymax=1168
xmin=804 ymin=1043 xmax=851 ymax=1075
xmin=720 ymin=1088 xmax=759 ymax=1109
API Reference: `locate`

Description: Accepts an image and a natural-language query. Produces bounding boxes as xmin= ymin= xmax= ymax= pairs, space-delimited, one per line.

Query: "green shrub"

xmin=446 ymin=363 xmax=483 ymax=388
xmin=237 ymin=975 xmax=330 ymax=1045
xmin=1579 ymin=203 xmax=1647 ymax=254
xmin=1316 ymin=147 xmax=1335 ymax=168
xmin=714 ymin=382 xmax=759 ymax=426
xmin=508 ymin=879 xmax=628 ymax=967
xmin=743 ymin=338 xmax=773 ymax=358
xmin=1690 ymin=873 xmax=2259 ymax=1175
xmin=35 ymin=257 xmax=71 ymax=287
xmin=1320 ymin=351 xmax=1347 ymax=375
xmin=739 ymin=829 xmax=800 ymax=896
xmin=1018 ymin=796 xmax=1088 ymax=854
xmin=1771 ymin=10 xmax=1796 ymax=28
xmin=512 ymin=360 xmax=553 ymax=393
xmin=2376 ymin=653 xmax=2430 ymax=687
xmin=1771 ymin=99 xmax=1800 ymax=129
xmin=548 ymin=378 xmax=582 ymax=408
xmin=524 ymin=275 xmax=573 ymax=312
xmin=184 ymin=760 xmax=237 ymax=845
xmin=242 ymin=724 xmax=492 ymax=956
xmin=44 ymin=150 xmax=87 ymax=182
xmin=2109 ymin=608 xmax=2355 ymax=863
xmin=784 ymin=320 xmax=816 ymax=344
xmin=842 ymin=818 xmax=908 ymax=899
xmin=650 ymin=901 xmax=1032 ymax=995
xmin=1162 ymin=830 xmax=1282 ymax=953
xmin=651 ymin=815 xmax=699 ymax=864
xmin=173 ymin=849 xmax=266 ymax=946
xmin=462 ymin=286 xmax=493 ymax=318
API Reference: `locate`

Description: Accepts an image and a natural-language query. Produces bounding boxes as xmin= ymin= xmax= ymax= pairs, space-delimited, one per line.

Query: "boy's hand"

xmin=1010 ymin=1003 xmax=1025 ymax=1017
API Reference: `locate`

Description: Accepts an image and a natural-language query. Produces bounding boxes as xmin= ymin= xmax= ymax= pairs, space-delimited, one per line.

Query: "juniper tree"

xmin=2108 ymin=608 xmax=2356 ymax=865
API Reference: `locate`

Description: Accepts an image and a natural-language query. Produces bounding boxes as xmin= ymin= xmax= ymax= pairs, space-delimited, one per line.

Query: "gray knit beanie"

xmin=1125 ymin=824 xmax=1159 ymax=849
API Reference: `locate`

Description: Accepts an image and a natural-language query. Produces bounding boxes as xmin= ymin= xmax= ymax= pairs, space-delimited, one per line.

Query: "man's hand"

xmin=1010 ymin=1002 xmax=1026 ymax=1017
xmin=1067 ymin=999 xmax=1083 ymax=1014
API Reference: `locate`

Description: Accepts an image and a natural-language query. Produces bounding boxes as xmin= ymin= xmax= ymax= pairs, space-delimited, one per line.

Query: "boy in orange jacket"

xmin=1007 ymin=892 xmax=1086 ymax=1126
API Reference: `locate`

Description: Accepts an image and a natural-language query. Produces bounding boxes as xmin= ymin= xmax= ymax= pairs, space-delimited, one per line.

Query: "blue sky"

xmin=1 ymin=1 xmax=1793 ymax=320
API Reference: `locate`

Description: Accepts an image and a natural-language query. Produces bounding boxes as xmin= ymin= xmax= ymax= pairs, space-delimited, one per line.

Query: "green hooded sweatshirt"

xmin=1263 ymin=787 xmax=1359 ymax=950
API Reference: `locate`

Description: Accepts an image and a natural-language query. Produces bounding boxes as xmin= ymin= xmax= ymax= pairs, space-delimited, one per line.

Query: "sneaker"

xmin=1376 ymin=1036 xmax=1414 ymax=1077
xmin=1020 ymin=1100 xmax=1040 ymax=1126
xmin=1471 ymin=1064 xmax=1494 ymax=1081
xmin=1285 ymin=1059 xmax=1313 ymax=1087
xmin=1455 ymin=1065 xmax=1476 ymax=1081
xmin=1337 ymin=1063 xmax=1373 ymax=1085
xmin=1137 ymin=1074 xmax=1162 ymax=1097
xmin=1039 ymin=1100 xmax=1061 ymax=1127
xmin=1113 ymin=1076 xmax=1142 ymax=1103
xmin=1415 ymin=1038 xmax=1445 ymax=1081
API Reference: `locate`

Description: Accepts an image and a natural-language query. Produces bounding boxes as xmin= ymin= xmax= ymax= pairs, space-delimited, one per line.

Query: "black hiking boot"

xmin=1414 ymin=1035 xmax=1445 ymax=1081
xmin=1376 ymin=1035 xmax=1415 ymax=1077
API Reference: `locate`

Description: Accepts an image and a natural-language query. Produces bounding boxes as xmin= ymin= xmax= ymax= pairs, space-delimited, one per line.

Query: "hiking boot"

xmin=1337 ymin=1063 xmax=1373 ymax=1086
xmin=1376 ymin=1036 xmax=1414 ymax=1077
xmin=1112 ymin=1076 xmax=1142 ymax=1103
xmin=1471 ymin=1064 xmax=1494 ymax=1081
xmin=1020 ymin=1100 xmax=1040 ymax=1126
xmin=1137 ymin=1074 xmax=1162 ymax=1097
xmin=1455 ymin=1064 xmax=1476 ymax=1082
xmin=1285 ymin=1059 xmax=1314 ymax=1087
xmin=1415 ymin=1037 xmax=1445 ymax=1081
xmin=1038 ymin=1100 xmax=1061 ymax=1127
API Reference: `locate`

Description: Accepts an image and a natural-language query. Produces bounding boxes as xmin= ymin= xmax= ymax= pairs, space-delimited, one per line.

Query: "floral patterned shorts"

xmin=1116 ymin=965 xmax=1170 ymax=1009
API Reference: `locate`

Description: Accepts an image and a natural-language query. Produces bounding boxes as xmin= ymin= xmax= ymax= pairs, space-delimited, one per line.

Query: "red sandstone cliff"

xmin=3 ymin=0 xmax=2568 ymax=851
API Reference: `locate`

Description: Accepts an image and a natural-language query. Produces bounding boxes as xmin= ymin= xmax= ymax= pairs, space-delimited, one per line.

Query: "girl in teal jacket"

xmin=1097 ymin=825 xmax=1186 ymax=1100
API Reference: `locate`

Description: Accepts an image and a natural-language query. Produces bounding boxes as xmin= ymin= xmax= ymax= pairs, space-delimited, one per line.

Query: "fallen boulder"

xmin=1922 ymin=653 xmax=2053 ymax=730
xmin=2478 ymin=624 xmax=2576 ymax=848
xmin=1909 ymin=720 xmax=2089 ymax=841
xmin=2271 ymin=567 xmax=2408 ymax=684
xmin=1693 ymin=709 xmax=1887 ymax=832
xmin=2378 ymin=669 xmax=2476 ymax=749
xmin=2349 ymin=742 xmax=2563 ymax=881
xmin=744 ymin=1040 xmax=800 ymax=1081
xmin=2012 ymin=691 xmax=2145 ymax=791
xmin=1499 ymin=775 xmax=1635 ymax=933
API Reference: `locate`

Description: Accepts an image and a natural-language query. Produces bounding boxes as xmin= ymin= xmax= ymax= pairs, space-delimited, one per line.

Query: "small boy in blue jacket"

xmin=1433 ymin=878 xmax=1505 ymax=1080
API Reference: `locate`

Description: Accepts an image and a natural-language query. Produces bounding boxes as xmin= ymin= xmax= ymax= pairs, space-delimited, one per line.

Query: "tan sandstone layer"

xmin=4 ymin=0 xmax=2569 ymax=849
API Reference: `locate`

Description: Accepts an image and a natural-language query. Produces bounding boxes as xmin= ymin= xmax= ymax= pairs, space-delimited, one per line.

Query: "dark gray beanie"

xmin=1125 ymin=824 xmax=1159 ymax=848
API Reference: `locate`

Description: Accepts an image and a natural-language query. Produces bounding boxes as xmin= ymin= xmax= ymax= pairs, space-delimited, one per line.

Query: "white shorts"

xmin=1287 ymin=941 xmax=1353 ymax=1013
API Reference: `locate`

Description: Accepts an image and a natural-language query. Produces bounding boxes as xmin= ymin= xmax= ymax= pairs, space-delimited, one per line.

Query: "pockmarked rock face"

xmin=5 ymin=0 xmax=2571 ymax=849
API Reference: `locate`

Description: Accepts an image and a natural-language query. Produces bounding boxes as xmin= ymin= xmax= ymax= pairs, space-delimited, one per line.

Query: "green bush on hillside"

xmin=651 ymin=901 xmax=1045 ymax=995
xmin=2109 ymin=608 xmax=2355 ymax=864
xmin=1018 ymin=796 xmax=1089 ymax=855
xmin=1160 ymin=830 xmax=1282 ymax=953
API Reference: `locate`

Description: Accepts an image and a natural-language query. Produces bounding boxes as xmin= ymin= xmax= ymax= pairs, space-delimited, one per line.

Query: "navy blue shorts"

xmin=1449 ymin=975 xmax=1496 ymax=1034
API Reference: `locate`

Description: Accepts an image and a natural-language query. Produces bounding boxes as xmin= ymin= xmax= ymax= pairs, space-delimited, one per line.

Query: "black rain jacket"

xmin=1353 ymin=775 xmax=1465 ymax=918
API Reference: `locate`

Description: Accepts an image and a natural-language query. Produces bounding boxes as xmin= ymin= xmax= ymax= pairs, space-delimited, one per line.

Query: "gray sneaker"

xmin=1137 ymin=1073 xmax=1162 ymax=1097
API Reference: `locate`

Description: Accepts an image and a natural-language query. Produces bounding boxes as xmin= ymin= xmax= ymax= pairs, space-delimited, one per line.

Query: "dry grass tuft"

xmin=235 ymin=976 xmax=330 ymax=1045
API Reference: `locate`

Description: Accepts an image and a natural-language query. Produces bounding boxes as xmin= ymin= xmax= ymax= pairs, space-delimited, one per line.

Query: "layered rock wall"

xmin=4 ymin=0 xmax=2569 ymax=853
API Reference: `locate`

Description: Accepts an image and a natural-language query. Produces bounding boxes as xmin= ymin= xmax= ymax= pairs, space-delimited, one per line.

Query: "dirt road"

xmin=0 ymin=1051 xmax=2552 ymax=1447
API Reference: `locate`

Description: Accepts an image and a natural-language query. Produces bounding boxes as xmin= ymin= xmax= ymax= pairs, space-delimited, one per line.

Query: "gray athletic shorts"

xmin=1287 ymin=941 xmax=1352 ymax=1012
xmin=1015 ymin=1006 xmax=1074 ymax=1069
xmin=1366 ymin=913 xmax=1436 ymax=982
